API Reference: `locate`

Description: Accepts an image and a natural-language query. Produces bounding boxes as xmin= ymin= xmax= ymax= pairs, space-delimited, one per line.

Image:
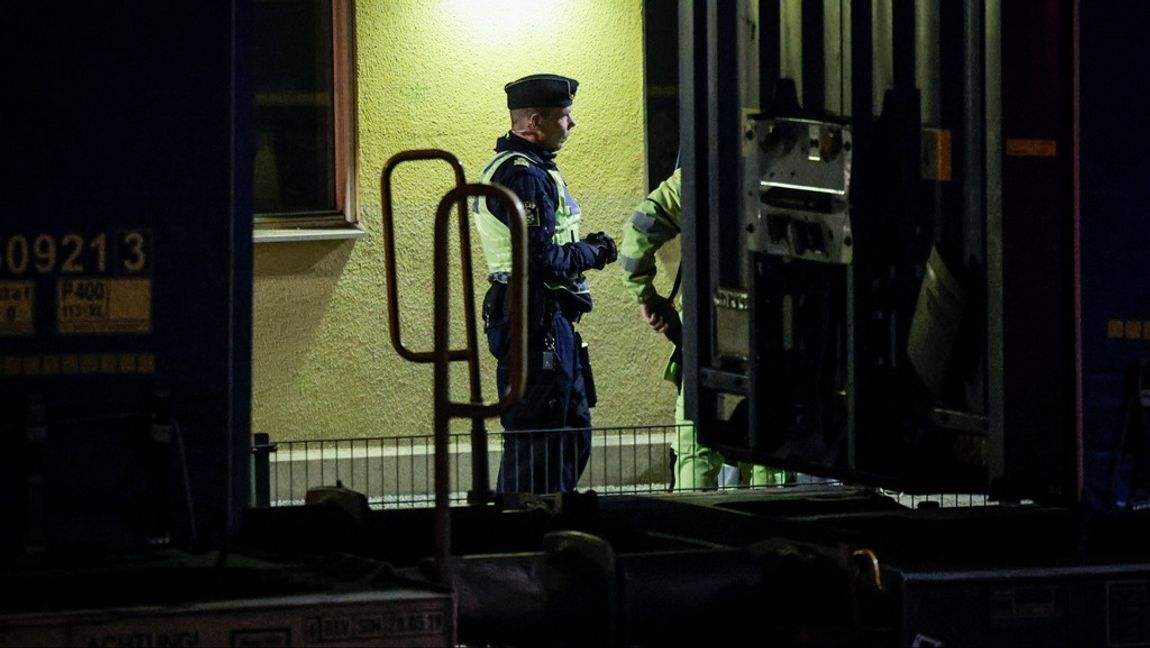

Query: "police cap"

xmin=504 ymin=74 xmax=579 ymax=110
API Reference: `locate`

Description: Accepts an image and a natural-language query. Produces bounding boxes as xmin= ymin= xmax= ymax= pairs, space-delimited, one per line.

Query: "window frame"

xmin=253 ymin=0 xmax=359 ymax=237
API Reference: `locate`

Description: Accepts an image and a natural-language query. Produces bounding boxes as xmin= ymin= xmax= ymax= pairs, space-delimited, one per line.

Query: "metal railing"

xmin=251 ymin=425 xmax=996 ymax=511
xmin=255 ymin=424 xmax=681 ymax=508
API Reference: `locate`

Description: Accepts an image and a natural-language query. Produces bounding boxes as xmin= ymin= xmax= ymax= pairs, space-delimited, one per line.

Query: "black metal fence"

xmin=250 ymin=425 xmax=989 ymax=510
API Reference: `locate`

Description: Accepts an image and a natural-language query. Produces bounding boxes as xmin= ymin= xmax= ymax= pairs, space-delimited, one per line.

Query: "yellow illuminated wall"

xmin=252 ymin=0 xmax=679 ymax=441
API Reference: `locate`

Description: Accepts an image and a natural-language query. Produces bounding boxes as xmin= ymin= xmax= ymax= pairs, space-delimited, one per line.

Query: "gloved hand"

xmin=640 ymin=294 xmax=682 ymax=346
xmin=583 ymin=231 xmax=618 ymax=268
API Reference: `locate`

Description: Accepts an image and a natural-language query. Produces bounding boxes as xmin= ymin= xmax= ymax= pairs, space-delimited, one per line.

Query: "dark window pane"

xmin=253 ymin=0 xmax=335 ymax=214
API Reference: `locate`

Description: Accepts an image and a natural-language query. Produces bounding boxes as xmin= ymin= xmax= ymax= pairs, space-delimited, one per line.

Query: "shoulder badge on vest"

xmin=513 ymin=157 xmax=530 ymax=167
xmin=523 ymin=201 xmax=539 ymax=227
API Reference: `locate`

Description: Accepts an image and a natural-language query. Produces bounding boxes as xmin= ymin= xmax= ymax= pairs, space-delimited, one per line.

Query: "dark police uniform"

xmin=473 ymin=74 xmax=615 ymax=494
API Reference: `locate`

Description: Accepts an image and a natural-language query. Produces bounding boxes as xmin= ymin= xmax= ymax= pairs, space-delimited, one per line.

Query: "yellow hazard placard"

xmin=57 ymin=277 xmax=151 ymax=334
xmin=0 ymin=281 xmax=34 ymax=336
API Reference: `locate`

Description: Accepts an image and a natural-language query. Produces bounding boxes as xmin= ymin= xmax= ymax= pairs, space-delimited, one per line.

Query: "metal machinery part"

xmin=683 ymin=0 xmax=1083 ymax=499
xmin=676 ymin=0 xmax=1150 ymax=646
xmin=747 ymin=119 xmax=854 ymax=266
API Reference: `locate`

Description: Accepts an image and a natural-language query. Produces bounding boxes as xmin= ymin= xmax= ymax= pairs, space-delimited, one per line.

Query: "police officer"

xmin=474 ymin=73 xmax=617 ymax=494
xmin=620 ymin=168 xmax=788 ymax=490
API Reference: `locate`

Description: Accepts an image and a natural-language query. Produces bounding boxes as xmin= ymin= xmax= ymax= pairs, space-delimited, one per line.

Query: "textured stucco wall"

xmin=252 ymin=0 xmax=679 ymax=440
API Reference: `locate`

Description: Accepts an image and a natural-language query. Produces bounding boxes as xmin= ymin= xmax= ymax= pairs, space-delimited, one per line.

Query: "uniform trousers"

xmin=488 ymin=295 xmax=592 ymax=494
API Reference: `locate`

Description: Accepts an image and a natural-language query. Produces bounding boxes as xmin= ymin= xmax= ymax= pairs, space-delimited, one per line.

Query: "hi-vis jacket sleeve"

xmin=620 ymin=168 xmax=682 ymax=304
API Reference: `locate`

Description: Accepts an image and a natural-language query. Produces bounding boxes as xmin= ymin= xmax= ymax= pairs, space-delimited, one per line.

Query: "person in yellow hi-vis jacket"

xmin=619 ymin=168 xmax=788 ymax=490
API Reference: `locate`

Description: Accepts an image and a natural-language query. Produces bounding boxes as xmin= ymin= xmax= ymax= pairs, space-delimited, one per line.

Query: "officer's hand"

xmin=584 ymin=231 xmax=618 ymax=268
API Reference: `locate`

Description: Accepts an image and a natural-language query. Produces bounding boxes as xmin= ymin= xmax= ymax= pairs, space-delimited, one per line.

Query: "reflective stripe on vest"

xmin=472 ymin=151 xmax=589 ymax=295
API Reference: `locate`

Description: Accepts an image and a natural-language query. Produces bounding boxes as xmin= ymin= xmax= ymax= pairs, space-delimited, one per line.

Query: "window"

xmin=253 ymin=0 xmax=357 ymax=233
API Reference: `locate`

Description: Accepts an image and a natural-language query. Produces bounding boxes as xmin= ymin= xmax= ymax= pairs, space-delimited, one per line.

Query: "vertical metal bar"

xmin=760 ymin=0 xmax=781 ymax=110
xmin=365 ymin=438 xmax=371 ymax=506
xmin=288 ymin=441 xmax=295 ymax=505
xmin=984 ymin=0 xmax=1004 ymax=485
xmin=820 ymin=0 xmax=846 ymax=117
xmin=802 ymin=0 xmax=825 ymax=114
xmin=645 ymin=427 xmax=652 ymax=492
xmin=632 ymin=429 xmax=637 ymax=492
xmin=304 ymin=442 xmax=310 ymax=501
xmin=713 ymin=0 xmax=742 ymax=288
xmin=455 ymin=433 xmax=463 ymax=504
xmin=779 ymin=0 xmax=804 ymax=93
xmin=385 ymin=437 xmax=392 ymax=509
xmin=962 ymin=0 xmax=986 ymax=272
xmin=892 ymin=0 xmax=915 ymax=91
xmin=319 ymin=441 xmax=325 ymax=487
xmin=270 ymin=447 xmax=278 ymax=506
xmin=1071 ymin=0 xmax=1082 ymax=503
xmin=609 ymin=429 xmax=615 ymax=491
xmin=947 ymin=0 xmax=987 ymax=419
xmin=584 ymin=428 xmax=589 ymax=491
xmin=872 ymin=0 xmax=893 ymax=114
xmin=434 ymin=183 xmax=526 ymax=581
xmin=837 ymin=0 xmax=852 ymax=116
xmin=602 ymin=429 xmax=608 ymax=492
xmin=843 ymin=2 xmax=867 ymax=470
xmin=618 ymin=430 xmax=623 ymax=493
xmin=679 ymin=0 xmax=707 ymax=426
xmin=584 ymin=428 xmax=593 ymax=490
xmin=252 ymin=433 xmax=271 ymax=507
xmin=916 ymin=1 xmax=941 ymax=125
xmin=456 ymin=186 xmax=492 ymax=507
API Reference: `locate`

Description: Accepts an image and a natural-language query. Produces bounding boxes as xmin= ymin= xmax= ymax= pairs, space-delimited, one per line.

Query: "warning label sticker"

xmin=304 ymin=608 xmax=449 ymax=643
xmin=57 ymin=277 xmax=151 ymax=335
xmin=0 ymin=281 xmax=34 ymax=336
xmin=1006 ymin=138 xmax=1057 ymax=157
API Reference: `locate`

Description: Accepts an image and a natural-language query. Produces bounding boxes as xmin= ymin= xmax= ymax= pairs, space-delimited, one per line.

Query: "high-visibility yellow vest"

xmin=473 ymin=151 xmax=589 ymax=296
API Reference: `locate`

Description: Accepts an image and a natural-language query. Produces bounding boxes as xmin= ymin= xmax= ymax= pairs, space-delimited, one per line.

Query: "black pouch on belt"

xmin=576 ymin=333 xmax=597 ymax=408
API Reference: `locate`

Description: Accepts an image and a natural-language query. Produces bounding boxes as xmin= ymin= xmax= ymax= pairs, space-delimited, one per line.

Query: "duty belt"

xmin=551 ymin=295 xmax=583 ymax=324
xmin=487 ymin=274 xmax=584 ymax=324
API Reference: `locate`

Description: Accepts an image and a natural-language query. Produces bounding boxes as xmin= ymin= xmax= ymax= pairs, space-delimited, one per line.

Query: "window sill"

xmin=253 ymin=225 xmax=365 ymax=243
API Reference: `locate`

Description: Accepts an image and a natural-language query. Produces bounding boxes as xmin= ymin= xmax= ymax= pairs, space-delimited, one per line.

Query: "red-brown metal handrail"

xmin=431 ymin=183 xmax=527 ymax=585
xmin=380 ymin=150 xmax=473 ymax=365
xmin=380 ymin=150 xmax=528 ymax=585
xmin=381 ymin=149 xmax=497 ymax=508
xmin=434 ymin=183 xmax=528 ymax=419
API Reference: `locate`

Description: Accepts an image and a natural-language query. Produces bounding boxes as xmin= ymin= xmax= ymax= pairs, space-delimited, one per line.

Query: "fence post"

xmin=251 ymin=432 xmax=276 ymax=507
